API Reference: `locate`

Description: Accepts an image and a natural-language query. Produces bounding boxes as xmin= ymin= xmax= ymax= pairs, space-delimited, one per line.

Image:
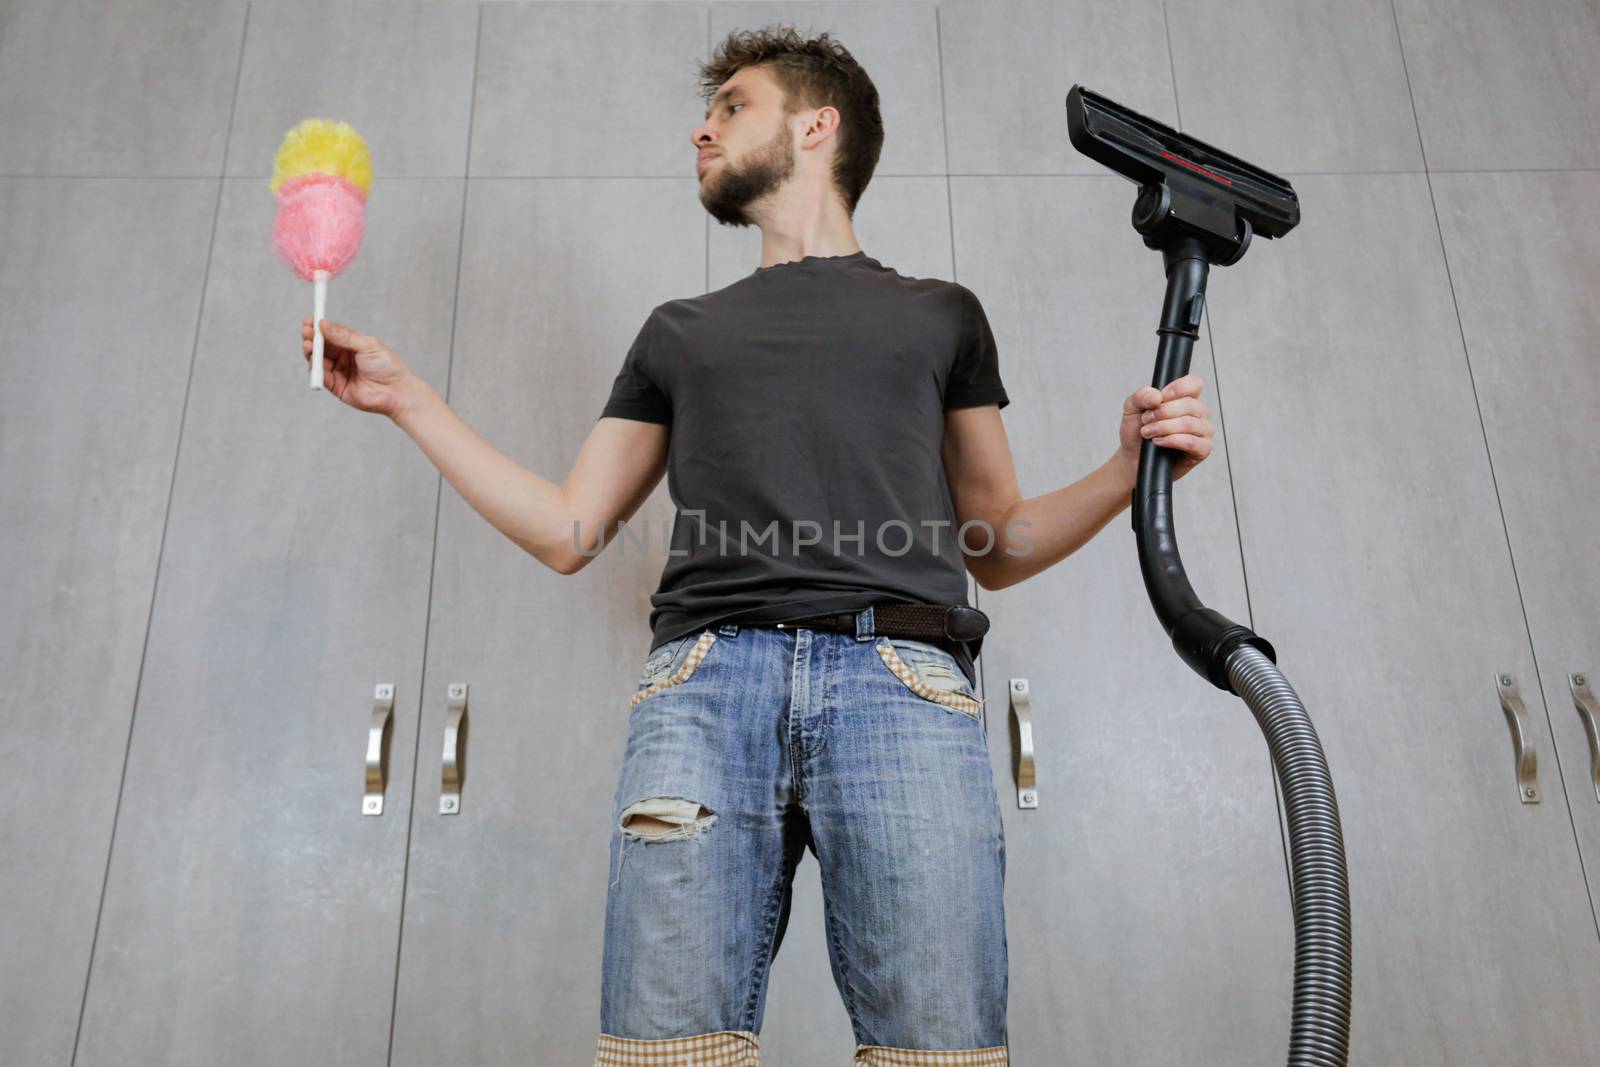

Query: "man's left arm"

xmin=943 ymin=374 xmax=1215 ymax=592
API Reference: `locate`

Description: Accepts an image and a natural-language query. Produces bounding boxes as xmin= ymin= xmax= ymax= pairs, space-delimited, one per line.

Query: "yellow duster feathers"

xmin=269 ymin=118 xmax=372 ymax=197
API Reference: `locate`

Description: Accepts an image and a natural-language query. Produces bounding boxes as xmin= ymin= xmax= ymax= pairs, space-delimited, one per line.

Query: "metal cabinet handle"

xmin=1496 ymin=673 xmax=1539 ymax=804
xmin=364 ymin=684 xmax=395 ymax=815
xmin=441 ymin=683 xmax=467 ymax=815
xmin=1569 ymin=673 xmax=1600 ymax=804
xmin=1008 ymin=678 xmax=1037 ymax=809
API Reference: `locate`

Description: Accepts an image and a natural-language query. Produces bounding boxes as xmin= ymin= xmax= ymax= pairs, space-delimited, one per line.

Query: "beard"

xmin=698 ymin=118 xmax=796 ymax=227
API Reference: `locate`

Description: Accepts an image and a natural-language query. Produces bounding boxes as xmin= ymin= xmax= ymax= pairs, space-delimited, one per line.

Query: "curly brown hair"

xmin=696 ymin=24 xmax=884 ymax=218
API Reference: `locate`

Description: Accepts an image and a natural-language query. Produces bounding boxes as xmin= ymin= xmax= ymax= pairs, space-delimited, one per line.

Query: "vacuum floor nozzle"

xmin=1066 ymin=85 xmax=1299 ymax=263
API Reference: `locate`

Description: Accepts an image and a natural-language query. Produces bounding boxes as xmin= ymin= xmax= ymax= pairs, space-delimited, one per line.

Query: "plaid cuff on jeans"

xmin=594 ymin=1029 xmax=761 ymax=1065
xmin=853 ymin=1045 xmax=1009 ymax=1066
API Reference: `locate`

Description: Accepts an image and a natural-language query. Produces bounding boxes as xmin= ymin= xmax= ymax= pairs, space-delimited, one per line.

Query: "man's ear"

xmin=804 ymin=105 xmax=841 ymax=146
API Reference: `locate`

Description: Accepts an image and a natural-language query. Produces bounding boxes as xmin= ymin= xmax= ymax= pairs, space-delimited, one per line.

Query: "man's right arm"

xmin=390 ymin=375 xmax=668 ymax=575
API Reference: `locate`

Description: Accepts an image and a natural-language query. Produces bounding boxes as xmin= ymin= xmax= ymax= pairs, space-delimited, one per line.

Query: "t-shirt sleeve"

xmin=598 ymin=309 xmax=672 ymax=424
xmin=945 ymin=285 xmax=1011 ymax=410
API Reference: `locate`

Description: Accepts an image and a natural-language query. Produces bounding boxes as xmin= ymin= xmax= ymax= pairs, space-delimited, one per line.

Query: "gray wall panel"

xmin=1165 ymin=0 xmax=1423 ymax=174
xmin=227 ymin=0 xmax=480 ymax=180
xmin=0 ymin=176 xmax=219 ymax=1067
xmin=471 ymin=1 xmax=711 ymax=177
xmin=1395 ymin=0 xmax=1600 ymax=171
xmin=939 ymin=0 xmax=1176 ymax=177
xmin=0 ymin=1 xmax=246 ymax=176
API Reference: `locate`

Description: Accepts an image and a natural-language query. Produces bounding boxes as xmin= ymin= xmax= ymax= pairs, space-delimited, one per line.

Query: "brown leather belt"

xmin=774 ymin=601 xmax=989 ymax=642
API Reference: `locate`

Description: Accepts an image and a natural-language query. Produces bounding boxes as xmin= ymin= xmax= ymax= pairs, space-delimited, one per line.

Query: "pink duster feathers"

xmin=269 ymin=119 xmax=372 ymax=391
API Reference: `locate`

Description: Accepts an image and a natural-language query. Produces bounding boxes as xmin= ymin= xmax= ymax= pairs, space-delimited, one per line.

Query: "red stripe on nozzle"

xmin=1158 ymin=148 xmax=1233 ymax=186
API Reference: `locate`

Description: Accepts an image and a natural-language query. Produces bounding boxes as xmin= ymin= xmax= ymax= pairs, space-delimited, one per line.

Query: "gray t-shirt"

xmin=598 ymin=250 xmax=1008 ymax=685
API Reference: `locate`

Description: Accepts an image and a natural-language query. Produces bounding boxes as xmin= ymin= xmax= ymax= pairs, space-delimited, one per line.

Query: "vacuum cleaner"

xmin=1065 ymin=85 xmax=1353 ymax=1066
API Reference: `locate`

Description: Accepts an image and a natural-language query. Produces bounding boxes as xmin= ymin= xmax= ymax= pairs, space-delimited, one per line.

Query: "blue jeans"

xmin=594 ymin=610 xmax=1009 ymax=1067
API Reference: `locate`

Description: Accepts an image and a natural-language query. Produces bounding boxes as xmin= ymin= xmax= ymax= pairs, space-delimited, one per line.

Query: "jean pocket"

xmin=874 ymin=637 xmax=983 ymax=718
xmin=630 ymin=631 xmax=717 ymax=709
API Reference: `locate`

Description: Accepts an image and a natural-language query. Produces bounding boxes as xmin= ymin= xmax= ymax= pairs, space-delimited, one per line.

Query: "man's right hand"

xmin=301 ymin=316 xmax=420 ymax=419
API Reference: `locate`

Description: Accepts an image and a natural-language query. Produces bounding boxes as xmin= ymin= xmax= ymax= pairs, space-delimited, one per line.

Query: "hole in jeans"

xmin=619 ymin=796 xmax=717 ymax=841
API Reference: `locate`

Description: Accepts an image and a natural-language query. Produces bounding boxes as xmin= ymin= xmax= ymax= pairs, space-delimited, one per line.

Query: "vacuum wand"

xmin=1133 ymin=237 xmax=1278 ymax=688
xmin=1066 ymin=85 xmax=1353 ymax=1067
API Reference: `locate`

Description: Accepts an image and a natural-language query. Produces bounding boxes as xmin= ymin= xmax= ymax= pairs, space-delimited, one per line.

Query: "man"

xmin=299 ymin=24 xmax=1212 ymax=1067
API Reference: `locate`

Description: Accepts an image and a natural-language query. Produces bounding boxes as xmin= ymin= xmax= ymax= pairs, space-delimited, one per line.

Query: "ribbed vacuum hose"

xmin=1225 ymin=643 xmax=1353 ymax=1066
xmin=1130 ymin=233 xmax=1352 ymax=1062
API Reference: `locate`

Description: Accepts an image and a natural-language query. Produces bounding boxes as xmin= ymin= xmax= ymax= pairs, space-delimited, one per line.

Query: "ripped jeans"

xmin=595 ymin=611 xmax=1009 ymax=1066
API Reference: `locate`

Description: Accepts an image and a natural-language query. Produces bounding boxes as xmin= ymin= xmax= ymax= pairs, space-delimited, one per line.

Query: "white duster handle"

xmin=310 ymin=269 xmax=329 ymax=391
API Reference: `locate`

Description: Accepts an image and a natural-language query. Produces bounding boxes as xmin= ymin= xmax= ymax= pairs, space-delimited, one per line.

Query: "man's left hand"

xmin=1117 ymin=374 xmax=1214 ymax=484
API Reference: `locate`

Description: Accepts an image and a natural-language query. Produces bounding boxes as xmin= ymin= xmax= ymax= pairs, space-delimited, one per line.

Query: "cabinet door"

xmin=387 ymin=179 xmax=711 ymax=1066
xmin=0 ymin=178 xmax=215 ymax=1066
xmin=1205 ymin=173 xmax=1600 ymax=1063
xmin=953 ymin=174 xmax=1295 ymax=1064
xmin=1432 ymin=171 xmax=1600 ymax=908
xmin=71 ymin=178 xmax=462 ymax=1065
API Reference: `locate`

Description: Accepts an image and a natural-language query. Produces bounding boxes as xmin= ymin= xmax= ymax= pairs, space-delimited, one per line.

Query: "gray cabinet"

xmin=960 ymin=170 xmax=1600 ymax=1064
xmin=1431 ymin=170 xmax=1600 ymax=902
xmin=9 ymin=132 xmax=1598 ymax=1067
xmin=64 ymin=178 xmax=463 ymax=1066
